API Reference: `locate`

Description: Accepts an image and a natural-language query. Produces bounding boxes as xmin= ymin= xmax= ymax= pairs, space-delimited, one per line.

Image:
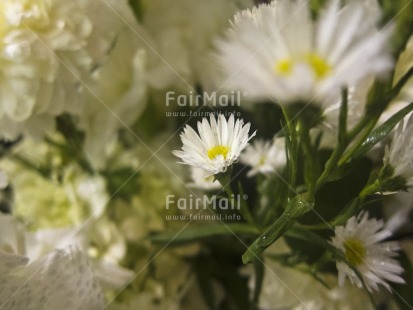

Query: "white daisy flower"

xmin=383 ymin=113 xmax=413 ymax=187
xmin=187 ymin=167 xmax=222 ymax=190
xmin=215 ymin=0 xmax=391 ymax=105
xmin=240 ymin=137 xmax=286 ymax=177
xmin=330 ymin=212 xmax=404 ymax=292
xmin=173 ymin=114 xmax=256 ymax=177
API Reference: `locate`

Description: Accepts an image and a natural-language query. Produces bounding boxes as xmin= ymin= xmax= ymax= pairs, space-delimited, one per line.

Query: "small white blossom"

xmin=384 ymin=113 xmax=413 ymax=186
xmin=173 ymin=114 xmax=256 ymax=177
xmin=187 ymin=167 xmax=221 ymax=190
xmin=216 ymin=0 xmax=391 ymax=105
xmin=240 ymin=138 xmax=286 ymax=177
xmin=330 ymin=212 xmax=404 ymax=292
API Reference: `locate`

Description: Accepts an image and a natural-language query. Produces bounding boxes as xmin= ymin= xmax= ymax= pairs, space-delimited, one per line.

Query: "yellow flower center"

xmin=207 ymin=145 xmax=230 ymax=160
xmin=274 ymin=58 xmax=293 ymax=76
xmin=306 ymin=53 xmax=331 ymax=79
xmin=344 ymin=238 xmax=366 ymax=266
xmin=274 ymin=53 xmax=331 ymax=79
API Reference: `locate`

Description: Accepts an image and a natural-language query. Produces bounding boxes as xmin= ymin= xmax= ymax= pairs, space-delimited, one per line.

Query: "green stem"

xmin=242 ymin=194 xmax=313 ymax=264
xmin=300 ymin=121 xmax=317 ymax=196
xmin=215 ymin=172 xmax=255 ymax=225
xmin=339 ymin=118 xmax=377 ymax=166
xmin=315 ymin=89 xmax=349 ymax=191
xmin=282 ymin=108 xmax=298 ymax=193
xmin=11 ymin=154 xmax=49 ymax=178
xmin=359 ymin=179 xmax=381 ymax=201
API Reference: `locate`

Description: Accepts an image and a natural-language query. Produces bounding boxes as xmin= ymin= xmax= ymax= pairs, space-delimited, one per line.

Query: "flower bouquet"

xmin=0 ymin=0 xmax=413 ymax=309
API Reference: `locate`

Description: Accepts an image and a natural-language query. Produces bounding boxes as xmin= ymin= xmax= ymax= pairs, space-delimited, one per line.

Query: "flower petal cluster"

xmin=1 ymin=138 xmax=108 ymax=229
xmin=77 ymin=0 xmax=147 ymax=169
xmin=240 ymin=137 xmax=286 ymax=177
xmin=330 ymin=212 xmax=404 ymax=292
xmin=173 ymin=114 xmax=256 ymax=177
xmin=0 ymin=0 xmax=146 ymax=143
xmin=187 ymin=167 xmax=221 ymax=190
xmin=384 ymin=113 xmax=413 ymax=186
xmin=216 ymin=0 xmax=391 ymax=105
xmin=0 ymin=0 xmax=93 ymax=139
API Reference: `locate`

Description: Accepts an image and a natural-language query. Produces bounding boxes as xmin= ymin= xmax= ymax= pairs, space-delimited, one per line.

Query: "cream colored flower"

xmin=0 ymin=0 xmax=146 ymax=144
xmin=0 ymin=0 xmax=93 ymax=140
xmin=77 ymin=0 xmax=147 ymax=169
xmin=1 ymin=139 xmax=107 ymax=229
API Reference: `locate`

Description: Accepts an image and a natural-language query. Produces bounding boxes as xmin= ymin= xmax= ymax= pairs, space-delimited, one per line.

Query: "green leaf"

xmin=343 ymin=102 xmax=413 ymax=164
xmin=150 ymin=223 xmax=259 ymax=245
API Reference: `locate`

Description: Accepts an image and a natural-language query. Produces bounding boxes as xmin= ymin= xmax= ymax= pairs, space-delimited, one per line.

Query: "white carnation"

xmin=0 ymin=0 xmax=93 ymax=140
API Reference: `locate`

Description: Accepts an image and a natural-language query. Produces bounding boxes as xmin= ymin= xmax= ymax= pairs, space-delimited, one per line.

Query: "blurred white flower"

xmin=187 ymin=167 xmax=221 ymax=190
xmin=0 ymin=0 xmax=93 ymax=140
xmin=173 ymin=114 xmax=256 ymax=177
xmin=381 ymin=35 xmax=413 ymax=122
xmin=240 ymin=137 xmax=286 ymax=177
xmin=1 ymin=137 xmax=108 ymax=229
xmin=78 ymin=0 xmax=147 ymax=169
xmin=0 ymin=0 xmax=146 ymax=143
xmin=383 ymin=113 xmax=413 ymax=186
xmin=141 ymin=0 xmax=252 ymax=91
xmin=330 ymin=212 xmax=404 ymax=292
xmin=0 ymin=246 xmax=104 ymax=310
xmin=216 ymin=0 xmax=391 ymax=105
xmin=321 ymin=77 xmax=374 ymax=147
